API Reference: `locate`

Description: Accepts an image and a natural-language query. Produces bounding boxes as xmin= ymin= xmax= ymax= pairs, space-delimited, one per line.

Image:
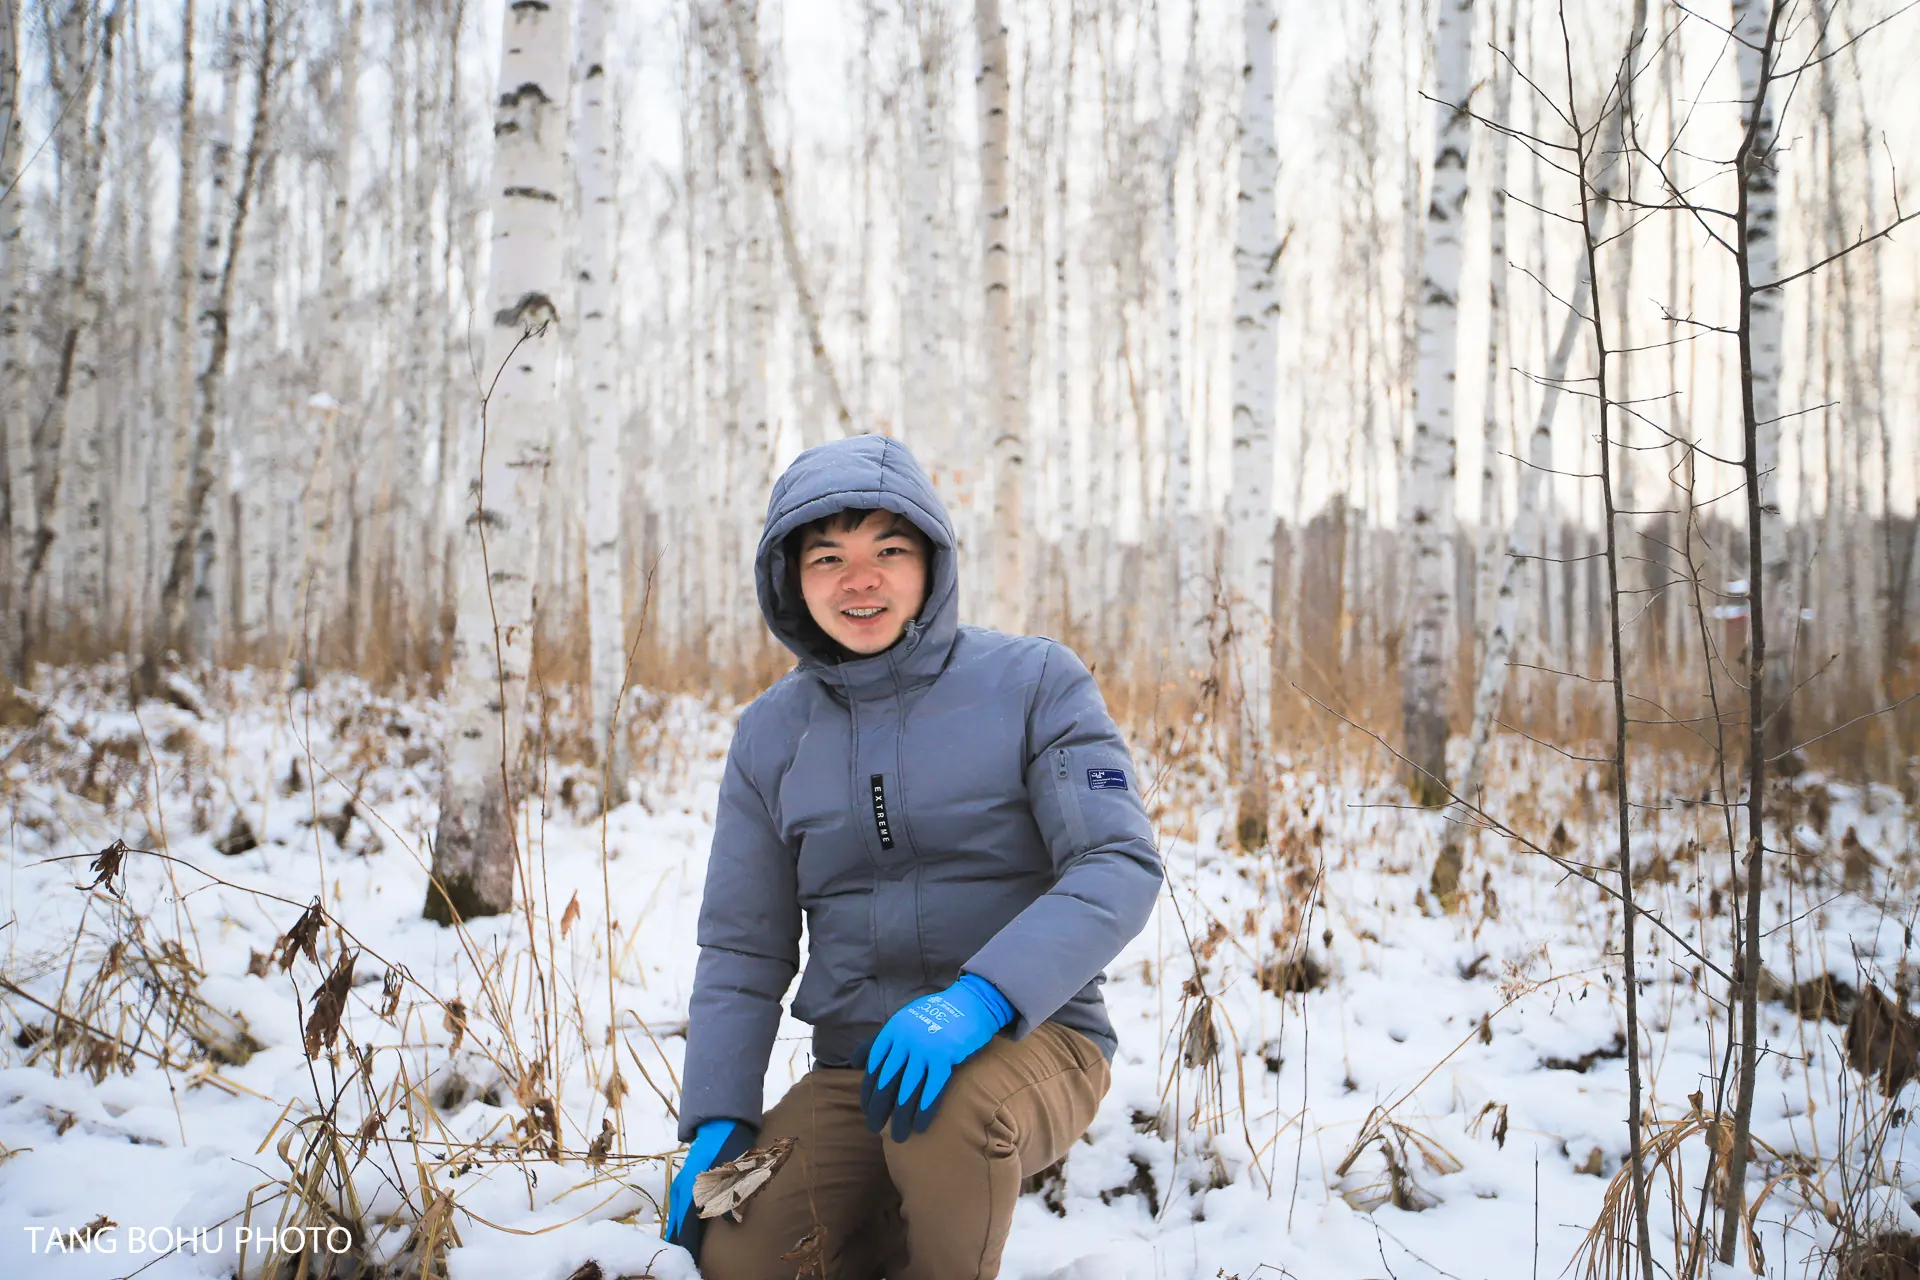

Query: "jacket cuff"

xmin=954 ymin=972 xmax=1015 ymax=1029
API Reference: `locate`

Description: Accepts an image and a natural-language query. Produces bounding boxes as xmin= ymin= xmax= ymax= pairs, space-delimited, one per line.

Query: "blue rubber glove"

xmin=861 ymin=974 xmax=1016 ymax=1142
xmin=666 ymin=1118 xmax=754 ymax=1255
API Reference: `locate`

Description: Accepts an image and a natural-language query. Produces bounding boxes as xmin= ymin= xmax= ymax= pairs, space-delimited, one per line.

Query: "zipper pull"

xmin=1056 ymin=749 xmax=1069 ymax=780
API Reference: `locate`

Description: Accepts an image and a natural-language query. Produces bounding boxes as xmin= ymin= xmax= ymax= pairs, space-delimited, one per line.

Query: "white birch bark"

xmin=1461 ymin=269 xmax=1591 ymax=801
xmin=1461 ymin=0 xmax=1646 ymax=800
xmin=906 ymin=3 xmax=952 ymax=504
xmin=14 ymin=1 xmax=110 ymax=677
xmin=66 ymin=4 xmax=116 ymax=635
xmin=975 ymin=0 xmax=1022 ymax=633
xmin=431 ymin=0 xmax=470 ymax=671
xmin=429 ymin=0 xmax=571 ymax=922
xmin=1050 ymin=1 xmax=1077 ymax=608
xmin=1401 ymin=0 xmax=1474 ymax=804
xmin=0 ymin=0 xmax=23 ymax=668
xmin=306 ymin=0 xmax=361 ymax=670
xmin=0 ymin=0 xmax=26 ymax=640
xmin=1161 ymin=0 xmax=1205 ymax=678
xmin=577 ymin=0 xmax=626 ymax=787
xmin=1228 ymin=0 xmax=1278 ymax=775
xmin=177 ymin=0 xmax=244 ymax=657
xmin=1732 ymin=0 xmax=1790 ymax=751
xmin=161 ymin=0 xmax=274 ymax=664
xmin=728 ymin=0 xmax=851 ymax=444
xmin=1477 ymin=0 xmax=1511 ymax=537
xmin=137 ymin=0 xmax=198 ymax=691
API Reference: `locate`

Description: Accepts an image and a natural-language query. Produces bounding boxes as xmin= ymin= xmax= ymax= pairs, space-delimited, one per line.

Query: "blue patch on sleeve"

xmin=1087 ymin=768 xmax=1128 ymax=791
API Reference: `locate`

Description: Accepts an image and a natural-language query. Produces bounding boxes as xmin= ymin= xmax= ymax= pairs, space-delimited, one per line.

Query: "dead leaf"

xmin=1574 ymin=1146 xmax=1606 ymax=1176
xmin=59 ymin=1215 xmax=116 ymax=1247
xmin=603 ymin=1068 xmax=627 ymax=1109
xmin=443 ymin=998 xmax=467 ymax=1053
xmin=694 ymin=1136 xmax=797 ymax=1222
xmin=378 ymin=969 xmax=404 ymax=1022
xmin=781 ymin=1225 xmax=827 ymax=1277
xmin=566 ymin=1262 xmax=604 ymax=1280
xmin=513 ymin=1100 xmax=559 ymax=1158
xmin=1180 ymin=999 xmax=1220 ymax=1070
xmin=515 ymin=1060 xmax=547 ymax=1110
xmin=1845 ymin=982 xmax=1920 ymax=1096
xmin=278 ymin=898 xmax=325 ymax=973
xmin=246 ymin=948 xmax=274 ymax=978
xmin=560 ymin=892 xmax=581 ymax=939
xmin=303 ymin=950 xmax=356 ymax=1058
xmin=82 ymin=840 xmax=130 ymax=897
xmin=586 ymin=1118 xmax=614 ymax=1168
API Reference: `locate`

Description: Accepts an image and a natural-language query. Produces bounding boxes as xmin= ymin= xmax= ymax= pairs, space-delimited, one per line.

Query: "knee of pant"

xmin=891 ymin=1101 xmax=1019 ymax=1169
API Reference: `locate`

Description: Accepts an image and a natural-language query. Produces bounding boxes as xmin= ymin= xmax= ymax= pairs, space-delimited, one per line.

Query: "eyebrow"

xmin=802 ymin=522 xmax=915 ymax=551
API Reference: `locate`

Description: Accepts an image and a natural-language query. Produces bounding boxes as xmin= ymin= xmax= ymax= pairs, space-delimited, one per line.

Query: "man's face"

xmin=797 ymin=512 xmax=930 ymax=657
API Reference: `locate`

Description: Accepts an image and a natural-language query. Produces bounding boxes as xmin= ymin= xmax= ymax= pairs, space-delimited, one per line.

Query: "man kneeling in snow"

xmin=665 ymin=434 xmax=1163 ymax=1278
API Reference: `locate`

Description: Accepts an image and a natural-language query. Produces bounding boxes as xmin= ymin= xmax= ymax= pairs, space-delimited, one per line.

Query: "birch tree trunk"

xmin=1161 ymin=0 xmax=1204 ymax=679
xmin=428 ymin=0 xmax=571 ymax=924
xmin=13 ymin=2 xmax=113 ymax=680
xmin=1401 ymin=0 xmax=1474 ymax=806
xmin=1460 ymin=269 xmax=1591 ymax=806
xmin=577 ymin=0 xmax=626 ymax=791
xmin=306 ymin=0 xmax=361 ymax=672
xmin=185 ymin=1 xmax=245 ymax=656
xmin=0 ymin=0 xmax=28 ymax=678
xmin=1458 ymin=0 xmax=1648 ymax=808
xmin=160 ymin=0 xmax=275 ymax=664
xmin=1474 ymin=0 xmax=1512 ymax=649
xmin=974 ymin=0 xmax=1022 ymax=632
xmin=134 ymin=0 xmax=198 ymax=696
xmin=728 ymin=0 xmax=851 ymax=445
xmin=1732 ymin=0 xmax=1791 ymax=757
xmin=906 ymin=2 xmax=951 ymax=497
xmin=69 ymin=1 xmax=126 ymax=641
xmin=1227 ymin=0 xmax=1278 ymax=839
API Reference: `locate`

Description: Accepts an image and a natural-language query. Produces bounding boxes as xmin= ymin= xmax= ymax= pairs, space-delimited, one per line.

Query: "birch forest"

xmin=4 ymin=0 xmax=1920 ymax=1275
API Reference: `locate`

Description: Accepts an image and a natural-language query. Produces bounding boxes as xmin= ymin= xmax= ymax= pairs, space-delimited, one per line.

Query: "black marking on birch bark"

xmin=503 ymin=185 xmax=560 ymax=203
xmin=497 ymin=82 xmax=552 ymax=110
xmin=494 ymin=292 xmax=558 ymax=329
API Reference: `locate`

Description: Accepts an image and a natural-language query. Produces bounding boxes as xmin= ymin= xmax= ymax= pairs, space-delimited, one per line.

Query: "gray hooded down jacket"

xmin=678 ymin=435 xmax=1163 ymax=1141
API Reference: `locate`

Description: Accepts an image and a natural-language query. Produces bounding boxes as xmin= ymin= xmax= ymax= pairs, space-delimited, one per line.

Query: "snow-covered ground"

xmin=0 ymin=668 xmax=1916 ymax=1279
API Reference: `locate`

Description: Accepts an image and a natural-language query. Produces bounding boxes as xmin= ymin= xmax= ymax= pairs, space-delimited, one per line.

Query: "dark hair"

xmin=781 ymin=508 xmax=929 ymax=567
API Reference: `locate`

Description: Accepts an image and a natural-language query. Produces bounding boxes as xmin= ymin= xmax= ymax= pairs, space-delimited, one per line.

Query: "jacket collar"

xmin=799 ymin=605 xmax=956 ymax=702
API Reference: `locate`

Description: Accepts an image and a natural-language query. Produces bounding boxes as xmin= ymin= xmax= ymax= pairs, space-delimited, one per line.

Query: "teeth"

xmin=844 ymin=607 xmax=884 ymax=618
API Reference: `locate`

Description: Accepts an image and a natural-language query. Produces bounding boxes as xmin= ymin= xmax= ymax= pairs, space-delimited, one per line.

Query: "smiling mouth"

xmin=842 ymin=607 xmax=886 ymax=619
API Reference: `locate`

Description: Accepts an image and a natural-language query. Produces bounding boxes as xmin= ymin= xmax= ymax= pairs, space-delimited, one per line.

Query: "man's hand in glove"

xmin=861 ymin=973 xmax=1015 ymax=1142
xmin=665 ymin=1117 xmax=755 ymax=1255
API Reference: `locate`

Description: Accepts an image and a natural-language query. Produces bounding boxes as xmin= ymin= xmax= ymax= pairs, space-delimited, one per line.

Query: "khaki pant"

xmin=701 ymin=1021 xmax=1110 ymax=1280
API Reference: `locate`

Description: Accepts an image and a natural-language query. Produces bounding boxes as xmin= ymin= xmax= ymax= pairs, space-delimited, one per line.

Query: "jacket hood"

xmin=756 ymin=435 xmax=959 ymax=682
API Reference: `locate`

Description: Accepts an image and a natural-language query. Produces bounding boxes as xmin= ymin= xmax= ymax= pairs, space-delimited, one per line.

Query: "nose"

xmin=841 ymin=555 xmax=883 ymax=593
